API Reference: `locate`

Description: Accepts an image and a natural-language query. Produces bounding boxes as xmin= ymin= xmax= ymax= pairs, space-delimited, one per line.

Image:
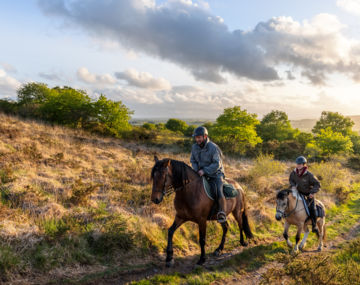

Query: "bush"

xmin=211 ymin=106 xmax=262 ymax=154
xmin=165 ymin=118 xmax=188 ymax=134
xmin=315 ymin=127 xmax=353 ymax=156
xmin=346 ymin=155 xmax=360 ymax=171
xmin=249 ymin=154 xmax=286 ymax=178
xmin=274 ymin=140 xmax=303 ymax=160
xmin=142 ymin=123 xmax=156 ymax=130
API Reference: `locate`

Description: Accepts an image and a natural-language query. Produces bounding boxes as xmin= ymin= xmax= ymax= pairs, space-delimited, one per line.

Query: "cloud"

xmin=77 ymin=67 xmax=116 ymax=85
xmin=115 ymin=69 xmax=171 ymax=90
xmin=0 ymin=63 xmax=17 ymax=73
xmin=39 ymin=1 xmax=360 ymax=85
xmin=0 ymin=69 xmax=21 ymax=98
xmin=39 ymin=72 xmax=61 ymax=81
xmin=337 ymin=0 xmax=360 ymax=15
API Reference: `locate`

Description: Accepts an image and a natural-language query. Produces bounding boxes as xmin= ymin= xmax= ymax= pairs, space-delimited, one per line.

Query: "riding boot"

xmin=217 ymin=196 xmax=227 ymax=224
xmin=309 ymin=198 xmax=319 ymax=234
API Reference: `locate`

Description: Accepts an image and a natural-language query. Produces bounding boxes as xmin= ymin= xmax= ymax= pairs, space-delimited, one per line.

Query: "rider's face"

xmin=296 ymin=163 xmax=305 ymax=170
xmin=195 ymin=135 xmax=206 ymax=145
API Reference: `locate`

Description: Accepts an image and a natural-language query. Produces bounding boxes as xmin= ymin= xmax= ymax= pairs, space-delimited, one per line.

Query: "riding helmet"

xmin=295 ymin=156 xmax=307 ymax=164
xmin=193 ymin=126 xmax=208 ymax=137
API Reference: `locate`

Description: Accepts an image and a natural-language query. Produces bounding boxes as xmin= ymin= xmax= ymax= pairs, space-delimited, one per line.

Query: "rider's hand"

xmin=198 ymin=170 xmax=205 ymax=176
xmin=309 ymin=194 xmax=314 ymax=199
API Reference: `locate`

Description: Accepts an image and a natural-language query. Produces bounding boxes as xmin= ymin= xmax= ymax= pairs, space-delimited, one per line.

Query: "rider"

xmin=289 ymin=156 xmax=321 ymax=234
xmin=190 ymin=126 xmax=226 ymax=224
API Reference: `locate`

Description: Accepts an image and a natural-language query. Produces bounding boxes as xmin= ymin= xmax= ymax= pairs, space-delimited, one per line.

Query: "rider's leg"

xmin=215 ymin=176 xmax=226 ymax=223
xmin=308 ymin=196 xmax=319 ymax=234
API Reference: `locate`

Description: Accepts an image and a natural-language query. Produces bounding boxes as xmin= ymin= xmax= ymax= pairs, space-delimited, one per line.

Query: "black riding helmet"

xmin=193 ymin=126 xmax=208 ymax=137
xmin=295 ymin=156 xmax=307 ymax=164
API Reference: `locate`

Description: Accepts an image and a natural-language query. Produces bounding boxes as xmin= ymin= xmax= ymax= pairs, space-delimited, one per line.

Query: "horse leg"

xmin=299 ymin=224 xmax=309 ymax=251
xmin=197 ymin=220 xmax=207 ymax=265
xmin=293 ymin=224 xmax=302 ymax=253
xmin=166 ymin=216 xmax=184 ymax=267
xmin=317 ymin=217 xmax=325 ymax=252
xmin=232 ymin=208 xmax=248 ymax=247
xmin=213 ymin=221 xmax=228 ymax=257
xmin=283 ymin=220 xmax=292 ymax=249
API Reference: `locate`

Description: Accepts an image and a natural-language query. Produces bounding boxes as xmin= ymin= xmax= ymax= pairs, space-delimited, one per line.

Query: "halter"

xmin=152 ymin=166 xmax=199 ymax=196
xmin=276 ymin=190 xmax=300 ymax=218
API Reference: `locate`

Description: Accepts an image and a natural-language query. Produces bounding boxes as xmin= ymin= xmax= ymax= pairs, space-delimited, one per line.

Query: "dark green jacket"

xmin=190 ymin=138 xmax=224 ymax=178
xmin=289 ymin=169 xmax=320 ymax=195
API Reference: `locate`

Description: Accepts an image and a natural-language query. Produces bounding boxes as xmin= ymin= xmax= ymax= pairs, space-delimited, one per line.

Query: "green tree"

xmin=312 ymin=111 xmax=354 ymax=136
xmin=39 ymin=87 xmax=92 ymax=127
xmin=184 ymin=125 xmax=196 ymax=137
xmin=92 ymin=94 xmax=133 ymax=133
xmin=257 ymin=110 xmax=296 ymax=142
xmin=165 ymin=118 xmax=188 ymax=134
xmin=17 ymin=82 xmax=50 ymax=105
xmin=315 ymin=127 xmax=353 ymax=156
xmin=142 ymin=123 xmax=156 ymax=130
xmin=211 ymin=106 xmax=262 ymax=154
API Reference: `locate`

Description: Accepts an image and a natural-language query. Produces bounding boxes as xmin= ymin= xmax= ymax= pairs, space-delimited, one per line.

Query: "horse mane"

xmin=151 ymin=159 xmax=196 ymax=188
xmin=276 ymin=188 xmax=298 ymax=200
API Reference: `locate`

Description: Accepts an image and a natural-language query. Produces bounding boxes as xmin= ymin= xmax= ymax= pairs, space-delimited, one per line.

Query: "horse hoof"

xmin=241 ymin=241 xmax=248 ymax=247
xmin=166 ymin=259 xmax=174 ymax=268
xmin=213 ymin=249 xmax=222 ymax=257
xmin=317 ymin=247 xmax=322 ymax=252
xmin=196 ymin=258 xmax=206 ymax=266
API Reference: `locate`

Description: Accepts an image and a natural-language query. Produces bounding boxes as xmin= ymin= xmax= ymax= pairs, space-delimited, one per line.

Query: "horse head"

xmin=150 ymin=156 xmax=172 ymax=204
xmin=275 ymin=189 xmax=292 ymax=220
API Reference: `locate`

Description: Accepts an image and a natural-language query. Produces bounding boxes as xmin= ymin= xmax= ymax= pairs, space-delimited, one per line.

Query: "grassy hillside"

xmin=0 ymin=112 xmax=359 ymax=284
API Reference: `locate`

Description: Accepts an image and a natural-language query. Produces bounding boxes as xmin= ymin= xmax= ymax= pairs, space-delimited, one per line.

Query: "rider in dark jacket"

xmin=190 ymin=126 xmax=226 ymax=223
xmin=289 ymin=156 xmax=321 ymax=234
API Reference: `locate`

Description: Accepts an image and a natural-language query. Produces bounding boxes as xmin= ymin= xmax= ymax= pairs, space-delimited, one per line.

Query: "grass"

xmin=0 ymin=112 xmax=360 ymax=284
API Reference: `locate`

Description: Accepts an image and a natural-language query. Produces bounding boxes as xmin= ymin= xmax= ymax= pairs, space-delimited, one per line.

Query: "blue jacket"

xmin=190 ymin=138 xmax=224 ymax=178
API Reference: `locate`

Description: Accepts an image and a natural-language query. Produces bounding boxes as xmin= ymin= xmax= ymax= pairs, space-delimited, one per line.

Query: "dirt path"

xmin=214 ymin=219 xmax=360 ymax=285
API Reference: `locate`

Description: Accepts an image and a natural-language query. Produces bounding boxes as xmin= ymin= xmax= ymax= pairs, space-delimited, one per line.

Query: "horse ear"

xmin=154 ymin=155 xmax=159 ymax=162
xmin=166 ymin=159 xmax=171 ymax=167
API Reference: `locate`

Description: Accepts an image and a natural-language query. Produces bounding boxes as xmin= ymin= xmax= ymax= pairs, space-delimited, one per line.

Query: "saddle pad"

xmin=300 ymin=194 xmax=325 ymax=218
xmin=202 ymin=177 xmax=239 ymax=200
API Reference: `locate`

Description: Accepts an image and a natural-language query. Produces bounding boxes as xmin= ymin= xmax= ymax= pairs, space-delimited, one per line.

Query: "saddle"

xmin=299 ymin=193 xmax=325 ymax=218
xmin=202 ymin=177 xmax=239 ymax=200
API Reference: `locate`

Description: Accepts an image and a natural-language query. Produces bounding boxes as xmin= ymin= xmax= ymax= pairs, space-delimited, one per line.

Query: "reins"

xmin=276 ymin=191 xmax=303 ymax=218
xmin=153 ymin=163 xmax=201 ymax=196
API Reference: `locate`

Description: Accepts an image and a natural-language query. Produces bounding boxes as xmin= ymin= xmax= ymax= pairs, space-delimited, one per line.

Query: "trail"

xmin=90 ymin=218 xmax=360 ymax=285
xmin=214 ymin=219 xmax=360 ymax=285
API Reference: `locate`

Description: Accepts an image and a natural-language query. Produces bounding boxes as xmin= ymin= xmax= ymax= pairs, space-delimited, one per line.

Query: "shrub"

xmin=211 ymin=106 xmax=262 ymax=154
xmin=249 ymin=154 xmax=286 ymax=178
xmin=165 ymin=118 xmax=188 ymax=134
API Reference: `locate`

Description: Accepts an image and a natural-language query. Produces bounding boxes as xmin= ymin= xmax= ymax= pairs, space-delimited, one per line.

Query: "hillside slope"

xmin=0 ymin=112 xmax=359 ymax=284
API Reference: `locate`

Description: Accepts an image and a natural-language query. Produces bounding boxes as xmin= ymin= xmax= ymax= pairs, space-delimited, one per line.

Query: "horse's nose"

xmin=275 ymin=214 xmax=282 ymax=221
xmin=153 ymin=198 xmax=160 ymax=204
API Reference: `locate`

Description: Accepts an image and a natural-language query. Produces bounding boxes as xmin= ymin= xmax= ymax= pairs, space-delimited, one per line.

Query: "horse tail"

xmin=241 ymin=195 xmax=253 ymax=239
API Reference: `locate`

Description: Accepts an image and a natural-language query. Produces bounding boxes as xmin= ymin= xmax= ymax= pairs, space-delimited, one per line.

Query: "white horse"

xmin=275 ymin=188 xmax=326 ymax=252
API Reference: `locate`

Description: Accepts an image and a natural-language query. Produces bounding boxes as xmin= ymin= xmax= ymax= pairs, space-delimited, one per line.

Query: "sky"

xmin=1 ymin=0 xmax=360 ymax=119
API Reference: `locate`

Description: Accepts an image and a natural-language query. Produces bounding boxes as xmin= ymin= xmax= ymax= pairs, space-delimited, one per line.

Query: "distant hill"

xmin=291 ymin=115 xmax=360 ymax=133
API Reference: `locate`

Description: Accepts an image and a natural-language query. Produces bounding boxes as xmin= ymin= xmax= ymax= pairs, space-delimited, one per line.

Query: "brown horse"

xmin=150 ymin=156 xmax=253 ymax=266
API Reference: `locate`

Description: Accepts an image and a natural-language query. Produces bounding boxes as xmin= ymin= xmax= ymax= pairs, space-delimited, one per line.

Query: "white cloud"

xmin=115 ymin=69 xmax=171 ymax=90
xmin=39 ymin=1 xmax=360 ymax=85
xmin=77 ymin=67 xmax=116 ymax=85
xmin=0 ymin=63 xmax=17 ymax=73
xmin=337 ymin=0 xmax=360 ymax=15
xmin=0 ymin=69 xmax=21 ymax=97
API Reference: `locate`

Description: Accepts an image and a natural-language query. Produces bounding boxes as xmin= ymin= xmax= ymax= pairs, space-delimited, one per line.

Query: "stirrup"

xmin=217 ymin=211 xmax=227 ymax=224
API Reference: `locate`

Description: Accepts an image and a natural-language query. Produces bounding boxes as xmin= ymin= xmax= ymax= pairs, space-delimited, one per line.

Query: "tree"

xmin=17 ymin=82 xmax=50 ymax=105
xmin=142 ymin=123 xmax=156 ymax=130
xmin=312 ymin=111 xmax=354 ymax=136
xmin=257 ymin=110 xmax=296 ymax=142
xmin=211 ymin=106 xmax=262 ymax=154
xmin=165 ymin=118 xmax=188 ymax=134
xmin=184 ymin=125 xmax=196 ymax=137
xmin=315 ymin=127 xmax=353 ymax=156
xmin=92 ymin=94 xmax=133 ymax=133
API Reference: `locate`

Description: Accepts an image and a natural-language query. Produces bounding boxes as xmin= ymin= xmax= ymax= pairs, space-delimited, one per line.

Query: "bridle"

xmin=152 ymin=165 xmax=199 ymax=196
xmin=276 ymin=191 xmax=300 ymax=218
